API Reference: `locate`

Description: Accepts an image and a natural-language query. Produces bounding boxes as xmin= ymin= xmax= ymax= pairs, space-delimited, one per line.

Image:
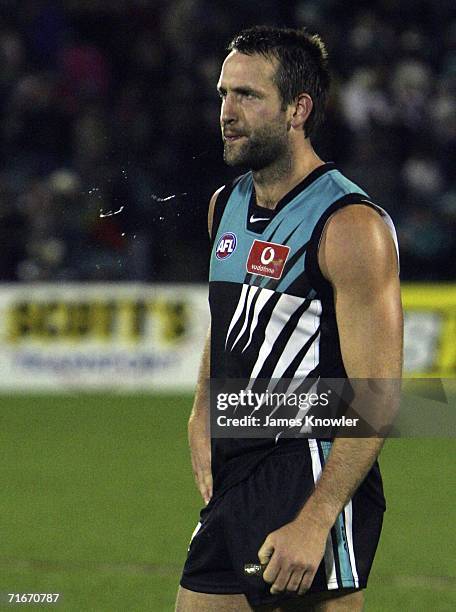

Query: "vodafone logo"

xmin=260 ymin=246 xmax=275 ymax=265
xmin=215 ymin=232 xmax=237 ymax=260
xmin=246 ymin=240 xmax=290 ymax=279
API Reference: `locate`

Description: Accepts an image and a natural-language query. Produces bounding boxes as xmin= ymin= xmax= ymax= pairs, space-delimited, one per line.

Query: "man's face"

xmin=217 ymin=51 xmax=290 ymax=170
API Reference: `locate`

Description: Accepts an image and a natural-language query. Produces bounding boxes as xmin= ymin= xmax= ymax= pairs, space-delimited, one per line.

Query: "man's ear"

xmin=290 ymin=93 xmax=313 ymax=130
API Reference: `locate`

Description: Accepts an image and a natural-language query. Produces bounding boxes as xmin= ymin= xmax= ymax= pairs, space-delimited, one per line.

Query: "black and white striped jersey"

xmin=208 ymin=163 xmax=398 ymax=492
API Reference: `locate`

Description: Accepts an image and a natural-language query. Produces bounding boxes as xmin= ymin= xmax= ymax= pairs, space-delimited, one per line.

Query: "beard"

xmin=223 ymin=120 xmax=289 ymax=171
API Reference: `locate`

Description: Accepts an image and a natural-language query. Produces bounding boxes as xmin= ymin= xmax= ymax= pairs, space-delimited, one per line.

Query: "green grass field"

xmin=0 ymin=394 xmax=455 ymax=611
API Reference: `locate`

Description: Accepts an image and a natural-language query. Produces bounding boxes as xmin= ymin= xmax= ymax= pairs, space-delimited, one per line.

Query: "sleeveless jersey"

xmin=209 ymin=163 xmax=398 ymax=493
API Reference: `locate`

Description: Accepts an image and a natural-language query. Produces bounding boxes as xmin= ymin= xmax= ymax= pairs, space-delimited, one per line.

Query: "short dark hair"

xmin=228 ymin=25 xmax=330 ymax=138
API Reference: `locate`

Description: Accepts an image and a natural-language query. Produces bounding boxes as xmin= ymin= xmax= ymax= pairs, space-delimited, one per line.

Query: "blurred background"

xmin=0 ymin=2 xmax=455 ymax=611
xmin=0 ymin=0 xmax=454 ymax=283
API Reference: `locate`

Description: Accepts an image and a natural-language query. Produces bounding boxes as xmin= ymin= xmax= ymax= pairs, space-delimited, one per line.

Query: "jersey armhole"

xmin=210 ymin=174 xmax=244 ymax=247
xmin=306 ymin=193 xmax=391 ymax=297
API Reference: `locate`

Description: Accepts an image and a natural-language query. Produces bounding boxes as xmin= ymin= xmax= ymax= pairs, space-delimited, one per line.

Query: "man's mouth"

xmin=224 ymin=133 xmax=246 ymax=142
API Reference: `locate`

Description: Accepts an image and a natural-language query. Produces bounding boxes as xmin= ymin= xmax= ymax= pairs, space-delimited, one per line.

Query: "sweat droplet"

xmin=150 ymin=192 xmax=188 ymax=202
xmin=99 ymin=205 xmax=125 ymax=218
xmin=151 ymin=194 xmax=176 ymax=202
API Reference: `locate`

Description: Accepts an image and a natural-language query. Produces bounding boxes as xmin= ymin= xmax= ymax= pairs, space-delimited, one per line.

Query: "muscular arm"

xmin=296 ymin=204 xmax=403 ymax=528
xmin=188 ymin=186 xmax=225 ymax=504
xmin=259 ymin=204 xmax=403 ymax=594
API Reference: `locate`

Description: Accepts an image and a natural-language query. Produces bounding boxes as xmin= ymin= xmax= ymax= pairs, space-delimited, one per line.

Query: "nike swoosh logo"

xmin=250 ymin=215 xmax=271 ymax=223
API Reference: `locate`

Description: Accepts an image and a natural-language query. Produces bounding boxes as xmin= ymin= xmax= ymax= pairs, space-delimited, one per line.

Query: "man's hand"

xmin=258 ymin=511 xmax=331 ymax=595
xmin=188 ymin=411 xmax=212 ymax=505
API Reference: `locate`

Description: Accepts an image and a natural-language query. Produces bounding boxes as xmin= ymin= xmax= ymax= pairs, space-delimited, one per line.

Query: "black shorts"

xmin=180 ymin=440 xmax=385 ymax=608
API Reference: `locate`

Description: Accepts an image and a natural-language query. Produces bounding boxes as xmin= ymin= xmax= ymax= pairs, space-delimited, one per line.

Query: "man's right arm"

xmin=188 ymin=326 xmax=212 ymax=504
xmin=188 ymin=186 xmax=225 ymax=504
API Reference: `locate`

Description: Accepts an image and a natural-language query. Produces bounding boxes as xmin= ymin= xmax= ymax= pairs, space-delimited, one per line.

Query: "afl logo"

xmin=216 ymin=232 xmax=237 ymax=260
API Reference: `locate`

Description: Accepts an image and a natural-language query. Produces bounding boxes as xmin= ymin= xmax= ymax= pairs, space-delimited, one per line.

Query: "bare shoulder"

xmin=208 ymin=185 xmax=226 ymax=238
xmin=319 ymin=204 xmax=398 ymax=290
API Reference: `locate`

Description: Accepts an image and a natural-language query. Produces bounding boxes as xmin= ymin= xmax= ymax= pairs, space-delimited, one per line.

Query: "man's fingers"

xmin=200 ymin=485 xmax=210 ymax=504
xmin=201 ymin=485 xmax=212 ymax=504
xmin=270 ymin=567 xmax=292 ymax=594
xmin=262 ymin=558 xmax=280 ymax=586
xmin=195 ymin=468 xmax=212 ymax=503
xmin=258 ymin=537 xmax=274 ymax=566
xmin=286 ymin=569 xmax=305 ymax=592
xmin=297 ymin=569 xmax=314 ymax=595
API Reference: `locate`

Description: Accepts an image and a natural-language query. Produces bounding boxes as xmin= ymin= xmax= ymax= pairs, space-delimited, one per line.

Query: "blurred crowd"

xmin=0 ymin=0 xmax=454 ymax=282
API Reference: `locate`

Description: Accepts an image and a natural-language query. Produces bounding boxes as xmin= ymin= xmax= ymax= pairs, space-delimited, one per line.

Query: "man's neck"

xmin=252 ymin=148 xmax=325 ymax=210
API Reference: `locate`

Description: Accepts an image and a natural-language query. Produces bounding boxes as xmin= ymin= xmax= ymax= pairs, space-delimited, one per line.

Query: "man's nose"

xmin=221 ymin=94 xmax=238 ymax=124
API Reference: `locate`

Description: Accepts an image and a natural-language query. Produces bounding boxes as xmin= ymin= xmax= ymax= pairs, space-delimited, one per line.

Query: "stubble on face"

xmin=223 ymin=116 xmax=289 ymax=172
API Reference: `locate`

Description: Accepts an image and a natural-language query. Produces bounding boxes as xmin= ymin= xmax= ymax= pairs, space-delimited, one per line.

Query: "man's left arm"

xmin=259 ymin=204 xmax=403 ymax=595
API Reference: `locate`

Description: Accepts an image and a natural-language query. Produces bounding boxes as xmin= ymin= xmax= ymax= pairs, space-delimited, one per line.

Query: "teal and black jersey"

xmin=183 ymin=163 xmax=397 ymax=594
xmin=209 ymin=162 xmax=398 ymax=492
